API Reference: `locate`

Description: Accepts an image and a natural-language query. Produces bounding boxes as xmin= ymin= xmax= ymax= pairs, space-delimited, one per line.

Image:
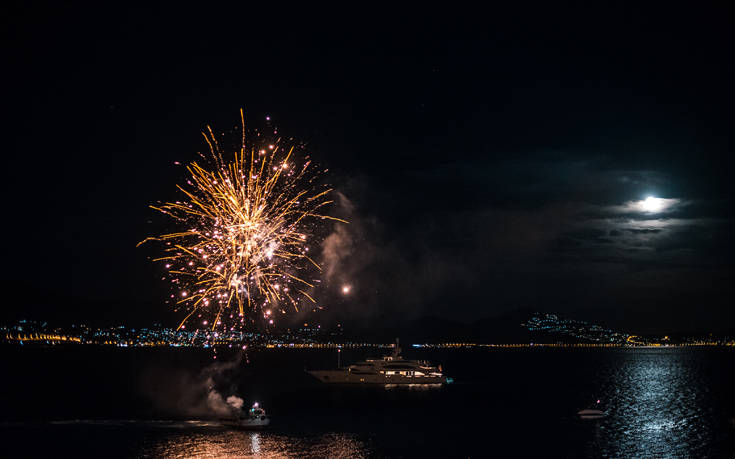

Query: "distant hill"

xmin=336 ymin=308 xmax=669 ymax=344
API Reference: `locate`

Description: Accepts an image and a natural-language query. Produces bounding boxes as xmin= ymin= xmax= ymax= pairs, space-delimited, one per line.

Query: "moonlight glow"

xmin=624 ymin=196 xmax=679 ymax=214
xmin=641 ymin=196 xmax=665 ymax=212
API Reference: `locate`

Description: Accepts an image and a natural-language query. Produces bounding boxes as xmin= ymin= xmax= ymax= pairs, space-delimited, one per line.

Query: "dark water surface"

xmin=1 ymin=346 xmax=734 ymax=458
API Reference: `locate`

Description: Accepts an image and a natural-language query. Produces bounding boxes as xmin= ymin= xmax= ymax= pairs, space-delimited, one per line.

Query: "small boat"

xmin=577 ymin=400 xmax=606 ymax=419
xmin=220 ymin=402 xmax=270 ymax=429
xmin=577 ymin=409 xmax=606 ymax=419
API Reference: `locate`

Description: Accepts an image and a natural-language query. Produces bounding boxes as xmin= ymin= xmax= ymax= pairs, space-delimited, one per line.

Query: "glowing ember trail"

xmin=139 ymin=110 xmax=345 ymax=332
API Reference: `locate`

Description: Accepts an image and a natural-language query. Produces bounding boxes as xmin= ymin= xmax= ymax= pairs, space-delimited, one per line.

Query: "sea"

xmin=1 ymin=346 xmax=734 ymax=458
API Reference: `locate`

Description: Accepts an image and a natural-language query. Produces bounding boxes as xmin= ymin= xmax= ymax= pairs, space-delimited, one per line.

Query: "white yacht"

xmin=307 ymin=339 xmax=448 ymax=385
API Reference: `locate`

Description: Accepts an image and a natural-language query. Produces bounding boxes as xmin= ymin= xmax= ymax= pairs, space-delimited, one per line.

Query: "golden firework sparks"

xmin=139 ymin=110 xmax=345 ymax=332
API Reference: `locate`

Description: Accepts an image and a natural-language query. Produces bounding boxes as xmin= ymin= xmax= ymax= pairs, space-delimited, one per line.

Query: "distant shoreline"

xmin=2 ymin=340 xmax=733 ymax=349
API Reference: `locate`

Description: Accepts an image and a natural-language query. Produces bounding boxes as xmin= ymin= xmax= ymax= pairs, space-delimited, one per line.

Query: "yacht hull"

xmin=308 ymin=370 xmax=446 ymax=385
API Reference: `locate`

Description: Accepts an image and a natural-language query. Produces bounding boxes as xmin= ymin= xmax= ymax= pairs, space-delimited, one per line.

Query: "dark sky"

xmin=3 ymin=3 xmax=734 ymax=333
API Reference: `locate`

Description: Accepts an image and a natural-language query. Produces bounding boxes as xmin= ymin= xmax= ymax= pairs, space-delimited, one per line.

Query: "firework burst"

xmin=139 ymin=110 xmax=345 ymax=332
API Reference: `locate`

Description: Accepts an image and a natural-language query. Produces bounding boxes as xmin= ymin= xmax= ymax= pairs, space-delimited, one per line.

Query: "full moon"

xmin=641 ymin=196 xmax=665 ymax=212
xmin=626 ymin=196 xmax=679 ymax=214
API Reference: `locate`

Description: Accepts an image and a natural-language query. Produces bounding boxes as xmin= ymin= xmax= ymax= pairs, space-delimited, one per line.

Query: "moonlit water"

xmin=1 ymin=347 xmax=733 ymax=457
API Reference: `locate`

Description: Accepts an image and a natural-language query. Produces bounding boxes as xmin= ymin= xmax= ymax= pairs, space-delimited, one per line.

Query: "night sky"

xmin=3 ymin=3 xmax=734 ymax=333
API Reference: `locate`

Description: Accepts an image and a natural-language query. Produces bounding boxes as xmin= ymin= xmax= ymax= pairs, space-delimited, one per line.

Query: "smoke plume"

xmin=139 ymin=352 xmax=245 ymax=418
